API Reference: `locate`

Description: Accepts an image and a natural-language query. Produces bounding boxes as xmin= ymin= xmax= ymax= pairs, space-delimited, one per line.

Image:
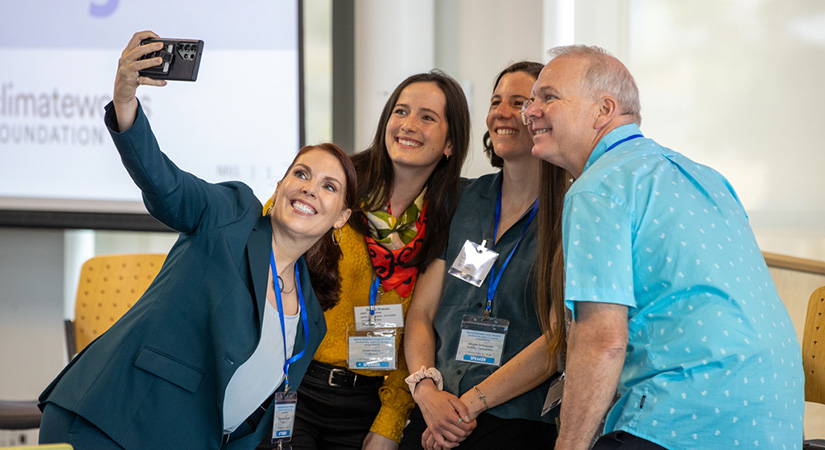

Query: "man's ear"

xmin=593 ymin=96 xmax=618 ymax=129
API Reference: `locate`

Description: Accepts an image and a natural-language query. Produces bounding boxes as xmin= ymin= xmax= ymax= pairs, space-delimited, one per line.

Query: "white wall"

xmin=0 ymin=229 xmax=66 ymax=403
xmin=615 ymin=0 xmax=825 ymax=261
xmin=353 ymin=0 xmax=436 ymax=153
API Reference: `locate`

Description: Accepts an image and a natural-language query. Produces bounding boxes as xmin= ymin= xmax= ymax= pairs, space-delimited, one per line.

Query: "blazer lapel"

xmin=247 ymin=215 xmax=272 ymax=326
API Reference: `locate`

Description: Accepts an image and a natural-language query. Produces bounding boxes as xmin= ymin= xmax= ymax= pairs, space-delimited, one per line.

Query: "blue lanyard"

xmin=368 ymin=275 xmax=381 ymax=325
xmin=484 ymin=187 xmax=538 ymax=319
xmin=269 ymin=250 xmax=310 ymax=394
xmin=605 ymin=134 xmax=643 ymax=153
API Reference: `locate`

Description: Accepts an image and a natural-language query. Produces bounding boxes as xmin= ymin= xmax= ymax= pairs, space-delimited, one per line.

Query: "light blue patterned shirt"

xmin=563 ymin=124 xmax=804 ymax=449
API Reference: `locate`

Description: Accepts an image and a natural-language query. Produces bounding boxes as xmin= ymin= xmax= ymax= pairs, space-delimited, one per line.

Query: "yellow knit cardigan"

xmin=310 ymin=223 xmax=415 ymax=442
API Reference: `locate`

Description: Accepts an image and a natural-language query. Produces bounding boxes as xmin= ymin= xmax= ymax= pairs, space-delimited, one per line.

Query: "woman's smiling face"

xmin=384 ymin=81 xmax=452 ymax=176
xmin=486 ymin=71 xmax=537 ymax=162
xmin=270 ymin=148 xmax=351 ymax=239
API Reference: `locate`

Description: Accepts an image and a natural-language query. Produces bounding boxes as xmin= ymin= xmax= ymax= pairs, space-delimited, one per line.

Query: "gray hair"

xmin=547 ymin=45 xmax=642 ymax=125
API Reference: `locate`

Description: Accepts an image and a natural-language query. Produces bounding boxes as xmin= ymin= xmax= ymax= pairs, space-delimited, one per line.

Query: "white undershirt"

xmin=222 ymin=300 xmax=299 ymax=433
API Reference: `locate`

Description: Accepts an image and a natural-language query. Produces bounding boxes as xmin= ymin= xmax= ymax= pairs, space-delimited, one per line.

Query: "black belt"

xmin=305 ymin=360 xmax=384 ymax=388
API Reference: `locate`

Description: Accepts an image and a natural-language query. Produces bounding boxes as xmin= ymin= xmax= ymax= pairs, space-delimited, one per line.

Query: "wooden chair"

xmin=65 ymin=253 xmax=166 ymax=359
xmin=804 ymin=285 xmax=825 ymax=449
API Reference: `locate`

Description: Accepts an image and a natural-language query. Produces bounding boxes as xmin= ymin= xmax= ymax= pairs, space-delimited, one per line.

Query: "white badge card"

xmin=354 ymin=304 xmax=404 ymax=331
xmin=541 ymin=372 xmax=565 ymax=416
xmin=448 ymin=240 xmax=499 ymax=287
xmin=270 ymin=391 xmax=298 ymax=443
xmin=455 ymin=314 xmax=509 ymax=366
xmin=347 ymin=325 xmax=398 ymax=370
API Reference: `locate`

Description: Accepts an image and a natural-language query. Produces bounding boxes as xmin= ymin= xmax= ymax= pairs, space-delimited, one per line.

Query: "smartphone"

xmin=138 ymin=38 xmax=204 ymax=81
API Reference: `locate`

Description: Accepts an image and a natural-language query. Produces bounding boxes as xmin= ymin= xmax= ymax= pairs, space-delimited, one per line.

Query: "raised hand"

xmin=113 ymin=30 xmax=167 ymax=131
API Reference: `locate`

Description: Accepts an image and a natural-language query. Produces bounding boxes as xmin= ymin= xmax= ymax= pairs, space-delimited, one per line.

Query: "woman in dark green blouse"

xmin=401 ymin=62 xmax=569 ymax=450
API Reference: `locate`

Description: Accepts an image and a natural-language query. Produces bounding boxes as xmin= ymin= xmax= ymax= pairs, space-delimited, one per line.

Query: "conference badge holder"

xmin=271 ymin=391 xmax=298 ymax=447
xmin=348 ymin=277 xmax=402 ymax=370
xmin=455 ymin=314 xmax=509 ymax=366
xmin=541 ymin=372 xmax=565 ymax=416
xmin=353 ymin=304 xmax=404 ymax=332
xmin=347 ymin=325 xmax=398 ymax=371
xmin=448 ymin=239 xmax=499 ymax=287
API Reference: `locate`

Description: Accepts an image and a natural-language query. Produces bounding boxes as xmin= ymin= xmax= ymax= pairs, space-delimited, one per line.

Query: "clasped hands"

xmin=414 ymin=380 xmax=483 ymax=450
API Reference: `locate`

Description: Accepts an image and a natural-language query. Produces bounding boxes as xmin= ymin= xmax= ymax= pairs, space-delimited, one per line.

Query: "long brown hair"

xmin=350 ymin=70 xmax=470 ymax=271
xmin=536 ymin=161 xmax=571 ymax=354
xmin=282 ymin=143 xmax=357 ymax=310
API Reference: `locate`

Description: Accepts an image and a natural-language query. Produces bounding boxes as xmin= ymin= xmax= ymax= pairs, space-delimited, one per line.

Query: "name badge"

xmin=448 ymin=240 xmax=499 ymax=287
xmin=347 ymin=331 xmax=397 ymax=370
xmin=270 ymin=391 xmax=297 ymax=443
xmin=455 ymin=314 xmax=509 ymax=366
xmin=354 ymin=304 xmax=404 ymax=331
xmin=541 ymin=372 xmax=565 ymax=416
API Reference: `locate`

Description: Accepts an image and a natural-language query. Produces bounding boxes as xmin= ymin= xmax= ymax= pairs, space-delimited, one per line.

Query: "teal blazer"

xmin=39 ymin=102 xmax=326 ymax=450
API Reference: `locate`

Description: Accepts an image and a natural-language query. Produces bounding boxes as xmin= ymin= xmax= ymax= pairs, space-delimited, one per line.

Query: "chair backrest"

xmin=0 ymin=445 xmax=73 ymax=450
xmin=68 ymin=253 xmax=166 ymax=358
xmin=803 ymin=285 xmax=825 ymax=405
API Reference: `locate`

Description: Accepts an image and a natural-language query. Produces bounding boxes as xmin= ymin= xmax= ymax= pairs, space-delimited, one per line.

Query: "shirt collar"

xmin=582 ymin=123 xmax=643 ymax=174
xmin=481 ymin=170 xmax=504 ymax=200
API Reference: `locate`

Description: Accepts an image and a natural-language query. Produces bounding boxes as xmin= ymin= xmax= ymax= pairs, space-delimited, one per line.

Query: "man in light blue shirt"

xmin=522 ymin=45 xmax=803 ymax=450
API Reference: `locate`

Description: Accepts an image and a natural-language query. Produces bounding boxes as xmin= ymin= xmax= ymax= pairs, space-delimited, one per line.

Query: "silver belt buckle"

xmin=328 ymin=367 xmax=347 ymax=387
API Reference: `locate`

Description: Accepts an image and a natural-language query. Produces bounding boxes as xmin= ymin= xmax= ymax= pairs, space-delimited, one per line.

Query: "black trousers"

xmin=399 ymin=404 xmax=557 ymax=450
xmin=592 ymin=431 xmax=667 ymax=450
xmin=259 ymin=367 xmax=383 ymax=450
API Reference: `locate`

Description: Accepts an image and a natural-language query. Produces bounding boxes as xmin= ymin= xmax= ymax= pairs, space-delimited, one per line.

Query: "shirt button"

xmin=456 ymin=370 xmax=461 ymax=375
xmin=475 ymin=303 xmax=482 ymax=308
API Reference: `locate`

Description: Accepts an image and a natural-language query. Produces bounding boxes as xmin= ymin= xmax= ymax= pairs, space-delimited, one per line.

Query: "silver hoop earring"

xmin=332 ymin=227 xmax=342 ymax=246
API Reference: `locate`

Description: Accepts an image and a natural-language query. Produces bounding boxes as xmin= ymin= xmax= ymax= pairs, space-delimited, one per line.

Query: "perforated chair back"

xmin=804 ymin=285 xmax=825 ymax=405
xmin=68 ymin=253 xmax=166 ymax=358
xmin=0 ymin=445 xmax=73 ymax=450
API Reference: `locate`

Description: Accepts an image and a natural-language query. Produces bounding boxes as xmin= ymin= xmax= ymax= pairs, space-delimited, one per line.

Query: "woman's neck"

xmin=388 ymin=166 xmax=431 ymax=217
xmin=497 ymin=155 xmax=541 ymax=241
xmin=268 ymin=223 xmax=304 ymax=314
xmin=269 ymin=220 xmax=307 ymax=276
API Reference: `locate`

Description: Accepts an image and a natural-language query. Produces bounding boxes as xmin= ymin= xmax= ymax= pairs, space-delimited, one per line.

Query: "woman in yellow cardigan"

xmin=284 ymin=72 xmax=470 ymax=449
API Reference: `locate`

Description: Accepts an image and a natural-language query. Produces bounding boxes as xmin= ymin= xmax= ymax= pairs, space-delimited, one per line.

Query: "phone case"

xmin=138 ymin=38 xmax=204 ymax=81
